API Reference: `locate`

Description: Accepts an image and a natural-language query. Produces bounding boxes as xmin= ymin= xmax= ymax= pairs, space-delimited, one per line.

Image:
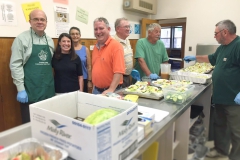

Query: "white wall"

xmin=153 ymin=0 xmax=240 ymax=57
xmin=0 ymin=0 xmax=149 ymax=39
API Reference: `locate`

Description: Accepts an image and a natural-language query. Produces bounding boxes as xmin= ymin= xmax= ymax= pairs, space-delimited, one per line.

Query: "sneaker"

xmin=206 ymin=148 xmax=227 ymax=158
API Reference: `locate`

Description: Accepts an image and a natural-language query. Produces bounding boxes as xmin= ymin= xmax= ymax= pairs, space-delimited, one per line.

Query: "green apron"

xmin=24 ymin=31 xmax=55 ymax=103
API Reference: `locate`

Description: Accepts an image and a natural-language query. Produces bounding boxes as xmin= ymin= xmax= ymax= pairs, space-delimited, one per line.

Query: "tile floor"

xmin=204 ymin=141 xmax=228 ymax=160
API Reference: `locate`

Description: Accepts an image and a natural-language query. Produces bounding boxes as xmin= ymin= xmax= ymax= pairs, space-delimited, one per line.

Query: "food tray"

xmin=0 ymin=138 xmax=68 ymax=160
xmin=170 ymin=71 xmax=212 ymax=84
xmin=162 ymin=84 xmax=195 ymax=104
xmin=179 ymin=62 xmax=214 ymax=74
xmin=151 ymin=79 xmax=193 ymax=88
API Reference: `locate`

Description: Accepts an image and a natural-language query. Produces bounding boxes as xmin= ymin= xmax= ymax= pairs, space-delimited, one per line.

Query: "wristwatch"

xmin=88 ymin=80 xmax=92 ymax=82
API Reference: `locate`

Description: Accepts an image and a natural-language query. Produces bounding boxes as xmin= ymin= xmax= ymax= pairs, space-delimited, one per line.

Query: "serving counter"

xmin=0 ymin=83 xmax=212 ymax=160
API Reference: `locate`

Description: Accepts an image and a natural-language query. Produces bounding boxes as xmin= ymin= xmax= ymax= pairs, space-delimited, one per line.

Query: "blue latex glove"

xmin=149 ymin=73 xmax=160 ymax=80
xmin=17 ymin=90 xmax=28 ymax=103
xmin=183 ymin=56 xmax=196 ymax=63
xmin=131 ymin=69 xmax=141 ymax=81
xmin=234 ymin=92 xmax=240 ymax=105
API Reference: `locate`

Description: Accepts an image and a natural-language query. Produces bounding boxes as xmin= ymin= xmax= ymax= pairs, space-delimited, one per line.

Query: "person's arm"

xmin=78 ymin=75 xmax=84 ymax=92
xmin=86 ymin=47 xmax=92 ymax=88
xmin=184 ymin=55 xmax=209 ymax=63
xmin=102 ymin=73 xmax=122 ymax=94
xmin=196 ymin=55 xmax=210 ymax=63
xmin=76 ymin=56 xmax=84 ymax=92
xmin=9 ymin=37 xmax=25 ymax=92
xmin=138 ymin=57 xmax=151 ymax=76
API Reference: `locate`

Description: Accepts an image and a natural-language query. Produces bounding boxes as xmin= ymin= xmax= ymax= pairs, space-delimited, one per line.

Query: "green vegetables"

xmin=165 ymin=94 xmax=185 ymax=103
xmin=84 ymin=108 xmax=119 ymax=125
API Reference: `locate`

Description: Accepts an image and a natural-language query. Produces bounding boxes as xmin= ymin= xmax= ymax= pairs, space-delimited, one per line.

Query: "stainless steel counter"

xmin=126 ymin=82 xmax=212 ymax=159
xmin=0 ymin=83 xmax=212 ymax=160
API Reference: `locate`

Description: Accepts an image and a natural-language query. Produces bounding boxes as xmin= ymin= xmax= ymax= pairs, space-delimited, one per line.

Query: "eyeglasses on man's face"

xmin=120 ymin=25 xmax=130 ymax=29
xmin=30 ymin=18 xmax=47 ymax=22
xmin=214 ymin=29 xmax=224 ymax=36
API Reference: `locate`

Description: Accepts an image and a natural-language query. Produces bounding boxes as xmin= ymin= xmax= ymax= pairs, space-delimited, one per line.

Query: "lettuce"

xmin=84 ymin=108 xmax=119 ymax=125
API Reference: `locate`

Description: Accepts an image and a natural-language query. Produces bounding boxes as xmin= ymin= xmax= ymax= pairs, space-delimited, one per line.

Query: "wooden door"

xmin=0 ymin=86 xmax=4 ymax=131
xmin=141 ymin=18 xmax=158 ymax=38
xmin=0 ymin=38 xmax=21 ymax=131
xmin=160 ymin=23 xmax=186 ymax=68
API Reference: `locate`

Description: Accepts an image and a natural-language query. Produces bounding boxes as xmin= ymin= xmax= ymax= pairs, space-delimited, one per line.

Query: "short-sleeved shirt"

xmin=134 ymin=38 xmax=169 ymax=78
xmin=208 ymin=36 xmax=240 ymax=105
xmin=112 ymin=34 xmax=133 ymax=75
xmin=52 ymin=54 xmax=83 ymax=93
xmin=92 ymin=37 xmax=125 ymax=88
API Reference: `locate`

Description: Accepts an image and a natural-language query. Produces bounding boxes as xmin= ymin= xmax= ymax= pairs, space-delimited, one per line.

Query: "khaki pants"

xmin=213 ymin=104 xmax=240 ymax=160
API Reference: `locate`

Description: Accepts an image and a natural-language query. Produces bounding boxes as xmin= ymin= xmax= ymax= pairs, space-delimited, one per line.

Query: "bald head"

xmin=29 ymin=9 xmax=48 ymax=36
xmin=29 ymin=9 xmax=47 ymax=20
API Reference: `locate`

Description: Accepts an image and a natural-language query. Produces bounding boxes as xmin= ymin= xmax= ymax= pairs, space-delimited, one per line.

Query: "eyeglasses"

xmin=30 ymin=18 xmax=47 ymax=22
xmin=120 ymin=25 xmax=130 ymax=29
xmin=214 ymin=29 xmax=224 ymax=36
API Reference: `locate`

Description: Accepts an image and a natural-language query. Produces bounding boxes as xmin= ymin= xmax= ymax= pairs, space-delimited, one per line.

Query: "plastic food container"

xmin=170 ymin=71 xmax=212 ymax=84
xmin=162 ymin=84 xmax=195 ymax=104
xmin=0 ymin=138 xmax=68 ymax=160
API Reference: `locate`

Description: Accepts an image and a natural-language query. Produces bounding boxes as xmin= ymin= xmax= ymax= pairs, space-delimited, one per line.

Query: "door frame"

xmin=141 ymin=18 xmax=186 ymax=68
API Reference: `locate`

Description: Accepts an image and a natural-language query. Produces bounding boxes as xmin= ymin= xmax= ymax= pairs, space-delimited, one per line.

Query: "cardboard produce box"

xmin=30 ymin=91 xmax=138 ymax=160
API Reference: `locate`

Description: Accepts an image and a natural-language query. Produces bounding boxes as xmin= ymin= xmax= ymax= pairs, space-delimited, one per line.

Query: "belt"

xmin=123 ymin=75 xmax=130 ymax=77
xmin=95 ymin=84 xmax=122 ymax=93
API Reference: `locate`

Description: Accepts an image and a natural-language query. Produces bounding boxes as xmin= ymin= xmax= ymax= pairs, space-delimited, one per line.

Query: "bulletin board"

xmin=0 ymin=0 xmax=148 ymax=39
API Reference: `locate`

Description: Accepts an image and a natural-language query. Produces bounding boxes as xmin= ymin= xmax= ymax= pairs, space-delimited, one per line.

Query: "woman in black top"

xmin=52 ymin=33 xmax=83 ymax=93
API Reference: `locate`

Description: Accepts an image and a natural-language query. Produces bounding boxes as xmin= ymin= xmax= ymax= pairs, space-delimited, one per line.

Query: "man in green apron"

xmin=10 ymin=9 xmax=55 ymax=124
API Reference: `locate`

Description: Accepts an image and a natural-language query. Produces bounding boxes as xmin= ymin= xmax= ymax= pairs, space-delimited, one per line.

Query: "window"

xmin=160 ymin=26 xmax=182 ymax=49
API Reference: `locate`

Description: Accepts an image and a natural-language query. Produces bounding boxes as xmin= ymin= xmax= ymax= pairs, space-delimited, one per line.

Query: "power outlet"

xmin=189 ymin=46 xmax=192 ymax=51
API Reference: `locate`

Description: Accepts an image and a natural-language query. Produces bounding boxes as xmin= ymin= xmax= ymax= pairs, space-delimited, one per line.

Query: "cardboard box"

xmin=30 ymin=91 xmax=138 ymax=160
xmin=138 ymin=110 xmax=155 ymax=138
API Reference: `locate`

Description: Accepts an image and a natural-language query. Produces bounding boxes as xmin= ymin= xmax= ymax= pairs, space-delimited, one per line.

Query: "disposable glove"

xmin=17 ymin=90 xmax=28 ymax=103
xmin=234 ymin=92 xmax=240 ymax=105
xmin=131 ymin=69 xmax=141 ymax=81
xmin=149 ymin=73 xmax=160 ymax=80
xmin=183 ymin=56 xmax=196 ymax=63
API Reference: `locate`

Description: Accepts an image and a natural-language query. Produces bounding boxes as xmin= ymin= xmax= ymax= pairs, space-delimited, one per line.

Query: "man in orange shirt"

xmin=92 ymin=17 xmax=125 ymax=94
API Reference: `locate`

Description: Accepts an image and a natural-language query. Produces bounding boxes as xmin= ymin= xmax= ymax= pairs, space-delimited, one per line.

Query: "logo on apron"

xmin=38 ymin=50 xmax=48 ymax=61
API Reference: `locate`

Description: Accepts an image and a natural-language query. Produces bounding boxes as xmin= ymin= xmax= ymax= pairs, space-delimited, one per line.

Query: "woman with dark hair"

xmin=52 ymin=33 xmax=83 ymax=94
xmin=69 ymin=27 xmax=92 ymax=93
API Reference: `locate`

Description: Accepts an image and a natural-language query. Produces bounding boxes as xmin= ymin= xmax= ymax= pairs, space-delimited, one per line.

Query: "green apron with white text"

xmin=24 ymin=31 xmax=55 ymax=103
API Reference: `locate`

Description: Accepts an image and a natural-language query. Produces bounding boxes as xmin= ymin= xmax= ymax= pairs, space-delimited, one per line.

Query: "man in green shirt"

xmin=9 ymin=9 xmax=55 ymax=124
xmin=184 ymin=19 xmax=240 ymax=160
xmin=134 ymin=23 xmax=169 ymax=80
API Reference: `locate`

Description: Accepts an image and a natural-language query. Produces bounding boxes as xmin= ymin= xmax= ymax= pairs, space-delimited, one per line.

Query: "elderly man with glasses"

xmin=184 ymin=19 xmax=240 ymax=160
xmin=9 ymin=9 xmax=55 ymax=124
xmin=112 ymin=18 xmax=133 ymax=88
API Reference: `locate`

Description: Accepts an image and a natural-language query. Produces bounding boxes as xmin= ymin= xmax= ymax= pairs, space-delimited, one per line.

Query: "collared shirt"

xmin=92 ymin=36 xmax=125 ymax=88
xmin=208 ymin=36 xmax=240 ymax=105
xmin=10 ymin=28 xmax=54 ymax=91
xmin=112 ymin=34 xmax=133 ymax=75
